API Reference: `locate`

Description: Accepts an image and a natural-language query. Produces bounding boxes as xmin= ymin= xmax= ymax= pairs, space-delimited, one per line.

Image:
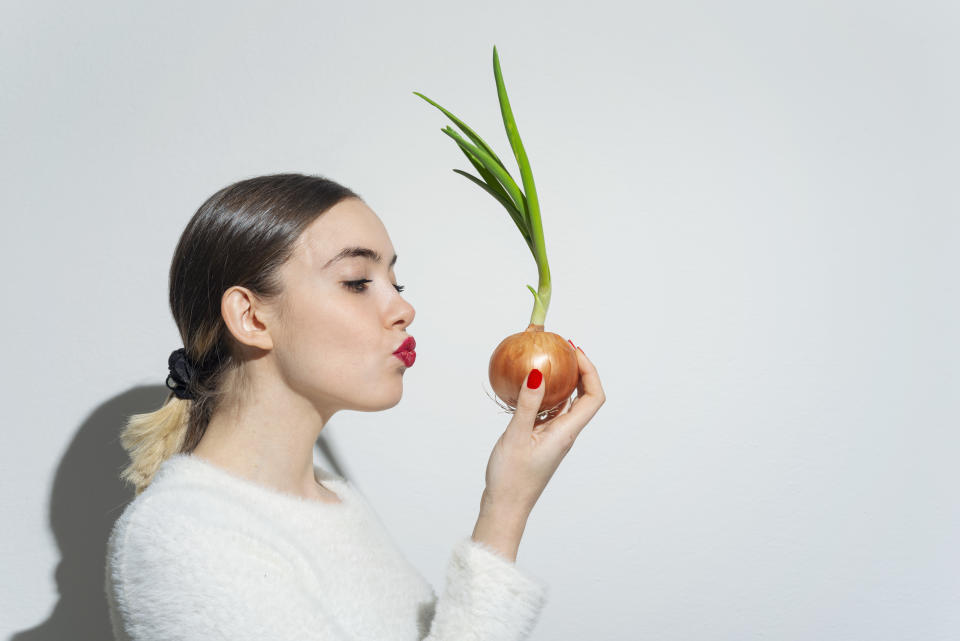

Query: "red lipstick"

xmin=393 ymin=336 xmax=416 ymax=367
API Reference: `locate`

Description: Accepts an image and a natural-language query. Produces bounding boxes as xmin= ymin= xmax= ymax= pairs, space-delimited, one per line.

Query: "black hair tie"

xmin=166 ymin=347 xmax=197 ymax=401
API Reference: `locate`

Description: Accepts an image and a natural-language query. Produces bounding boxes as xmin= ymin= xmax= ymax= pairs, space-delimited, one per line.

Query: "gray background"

xmin=2 ymin=1 xmax=957 ymax=640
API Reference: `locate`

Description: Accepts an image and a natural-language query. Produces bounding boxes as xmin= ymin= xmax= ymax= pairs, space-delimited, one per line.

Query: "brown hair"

xmin=118 ymin=173 xmax=360 ymax=495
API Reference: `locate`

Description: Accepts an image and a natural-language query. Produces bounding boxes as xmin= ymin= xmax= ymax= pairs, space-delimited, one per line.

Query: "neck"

xmin=191 ymin=363 xmax=339 ymax=502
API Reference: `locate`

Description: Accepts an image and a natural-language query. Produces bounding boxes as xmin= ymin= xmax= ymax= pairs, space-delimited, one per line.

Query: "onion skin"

xmin=488 ymin=323 xmax=579 ymax=423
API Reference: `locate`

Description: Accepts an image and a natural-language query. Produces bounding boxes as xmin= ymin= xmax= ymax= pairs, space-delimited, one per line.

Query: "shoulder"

xmin=110 ymin=453 xmax=315 ymax=542
xmin=105 ymin=487 xmax=305 ymax=619
xmin=105 ymin=457 xmax=301 ymax=587
xmin=107 ymin=472 xmax=299 ymax=569
xmin=108 ymin=486 xmax=246 ymax=545
xmin=105 ymin=490 xmax=338 ymax=641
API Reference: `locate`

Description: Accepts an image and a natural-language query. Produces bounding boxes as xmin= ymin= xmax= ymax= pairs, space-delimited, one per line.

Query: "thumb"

xmin=507 ymin=368 xmax=546 ymax=436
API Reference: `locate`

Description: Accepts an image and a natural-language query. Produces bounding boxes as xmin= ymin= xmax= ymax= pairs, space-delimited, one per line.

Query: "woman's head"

xmin=250 ymin=196 xmax=415 ymax=415
xmin=119 ymin=173 xmax=415 ymax=494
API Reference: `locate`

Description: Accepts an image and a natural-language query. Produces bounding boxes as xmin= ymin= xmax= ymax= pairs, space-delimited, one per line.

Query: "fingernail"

xmin=526 ymin=369 xmax=542 ymax=389
xmin=578 ymin=345 xmax=585 ymax=355
xmin=567 ymin=338 xmax=576 ymax=350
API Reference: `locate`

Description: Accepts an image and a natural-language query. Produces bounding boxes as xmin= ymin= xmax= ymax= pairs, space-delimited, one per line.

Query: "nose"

xmin=391 ymin=295 xmax=415 ymax=330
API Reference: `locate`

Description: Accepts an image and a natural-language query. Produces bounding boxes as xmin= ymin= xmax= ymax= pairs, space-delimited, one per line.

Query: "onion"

xmin=416 ymin=46 xmax=580 ymax=423
xmin=489 ymin=323 xmax=579 ymax=424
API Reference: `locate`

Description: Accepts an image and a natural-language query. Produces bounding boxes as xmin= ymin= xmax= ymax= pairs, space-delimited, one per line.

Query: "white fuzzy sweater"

xmin=105 ymin=453 xmax=548 ymax=641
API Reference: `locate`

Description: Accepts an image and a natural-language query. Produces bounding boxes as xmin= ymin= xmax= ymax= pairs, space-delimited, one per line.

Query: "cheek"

xmin=279 ymin=297 xmax=379 ymax=375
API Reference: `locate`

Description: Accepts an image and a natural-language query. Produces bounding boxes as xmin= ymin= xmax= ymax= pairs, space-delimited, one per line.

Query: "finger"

xmin=573 ymin=347 xmax=604 ymax=405
xmin=543 ymin=348 xmax=604 ymax=440
xmin=506 ymin=368 xmax=547 ymax=437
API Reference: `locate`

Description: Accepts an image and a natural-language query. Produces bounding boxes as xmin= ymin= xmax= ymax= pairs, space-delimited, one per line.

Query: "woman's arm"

xmin=471 ymin=490 xmax=531 ymax=563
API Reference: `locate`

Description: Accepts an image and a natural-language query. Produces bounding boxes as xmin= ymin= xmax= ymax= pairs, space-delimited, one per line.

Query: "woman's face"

xmin=270 ymin=197 xmax=416 ymax=414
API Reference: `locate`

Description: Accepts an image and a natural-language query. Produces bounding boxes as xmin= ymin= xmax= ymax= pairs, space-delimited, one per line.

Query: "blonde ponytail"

xmin=118 ymin=394 xmax=191 ymax=495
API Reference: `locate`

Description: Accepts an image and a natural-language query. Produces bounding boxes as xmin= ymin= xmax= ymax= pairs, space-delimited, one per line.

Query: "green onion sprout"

xmin=414 ymin=45 xmax=552 ymax=328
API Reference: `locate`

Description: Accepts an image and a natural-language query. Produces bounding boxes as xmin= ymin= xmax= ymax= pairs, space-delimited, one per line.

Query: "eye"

xmin=343 ymin=279 xmax=372 ymax=293
xmin=343 ymin=279 xmax=406 ymax=294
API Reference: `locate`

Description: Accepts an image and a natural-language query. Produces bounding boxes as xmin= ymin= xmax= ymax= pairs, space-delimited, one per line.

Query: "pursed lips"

xmin=393 ymin=336 xmax=416 ymax=367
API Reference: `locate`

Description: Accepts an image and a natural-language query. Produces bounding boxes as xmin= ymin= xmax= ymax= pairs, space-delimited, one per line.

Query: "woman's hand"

xmin=480 ymin=344 xmax=606 ymax=518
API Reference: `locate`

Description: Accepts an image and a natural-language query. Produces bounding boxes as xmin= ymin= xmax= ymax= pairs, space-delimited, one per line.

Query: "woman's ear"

xmin=220 ymin=286 xmax=275 ymax=351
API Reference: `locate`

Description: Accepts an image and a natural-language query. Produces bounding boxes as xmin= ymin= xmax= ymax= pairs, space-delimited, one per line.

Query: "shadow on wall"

xmin=9 ymin=384 xmax=350 ymax=641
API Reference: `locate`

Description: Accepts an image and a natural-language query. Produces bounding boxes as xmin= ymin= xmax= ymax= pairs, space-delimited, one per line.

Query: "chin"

xmin=348 ymin=384 xmax=403 ymax=413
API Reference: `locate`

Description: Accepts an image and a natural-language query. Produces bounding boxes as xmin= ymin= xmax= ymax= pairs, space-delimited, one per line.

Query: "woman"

xmin=105 ymin=173 xmax=605 ymax=641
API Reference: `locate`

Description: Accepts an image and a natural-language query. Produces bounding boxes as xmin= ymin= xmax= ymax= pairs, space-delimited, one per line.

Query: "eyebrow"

xmin=322 ymin=246 xmax=398 ymax=270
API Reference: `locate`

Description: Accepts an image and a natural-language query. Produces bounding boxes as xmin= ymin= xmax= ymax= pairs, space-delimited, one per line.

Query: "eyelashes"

xmin=343 ymin=279 xmax=405 ymax=294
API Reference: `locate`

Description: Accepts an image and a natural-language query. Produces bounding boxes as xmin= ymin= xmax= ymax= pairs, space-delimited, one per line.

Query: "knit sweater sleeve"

xmin=423 ymin=537 xmax=549 ymax=641
xmin=107 ymin=499 xmax=548 ymax=641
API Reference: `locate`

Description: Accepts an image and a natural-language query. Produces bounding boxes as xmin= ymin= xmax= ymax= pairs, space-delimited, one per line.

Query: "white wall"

xmin=2 ymin=1 xmax=957 ymax=639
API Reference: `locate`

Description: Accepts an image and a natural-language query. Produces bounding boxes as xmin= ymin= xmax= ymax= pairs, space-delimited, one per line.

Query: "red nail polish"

xmin=578 ymin=346 xmax=585 ymax=355
xmin=526 ymin=369 xmax=542 ymax=389
xmin=567 ymin=339 xmax=576 ymax=350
